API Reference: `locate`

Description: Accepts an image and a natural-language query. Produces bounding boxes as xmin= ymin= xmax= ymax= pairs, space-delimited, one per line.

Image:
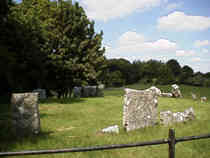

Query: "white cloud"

xmin=166 ymin=2 xmax=183 ymax=11
xmin=194 ymin=40 xmax=210 ymax=47
xmin=191 ymin=57 xmax=201 ymax=62
xmin=176 ymin=50 xmax=196 ymax=57
xmin=80 ymin=0 xmax=164 ymax=21
xmin=105 ymin=31 xmax=177 ymax=61
xmin=118 ymin=31 xmax=145 ymax=45
xmin=157 ymin=11 xmax=210 ymax=31
xmin=201 ymin=48 xmax=209 ymax=53
xmin=114 ymin=31 xmax=177 ymax=53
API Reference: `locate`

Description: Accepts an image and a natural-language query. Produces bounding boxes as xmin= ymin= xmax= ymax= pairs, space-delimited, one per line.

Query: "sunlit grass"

xmin=0 ymin=84 xmax=210 ymax=158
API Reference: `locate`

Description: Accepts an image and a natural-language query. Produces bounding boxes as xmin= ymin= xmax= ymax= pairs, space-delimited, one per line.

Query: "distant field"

xmin=0 ymin=84 xmax=210 ymax=158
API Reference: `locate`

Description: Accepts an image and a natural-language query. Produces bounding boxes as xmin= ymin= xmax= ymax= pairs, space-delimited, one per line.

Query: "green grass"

xmin=0 ymin=84 xmax=210 ymax=158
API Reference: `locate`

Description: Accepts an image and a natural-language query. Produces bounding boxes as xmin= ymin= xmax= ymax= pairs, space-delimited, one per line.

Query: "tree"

xmin=44 ymin=0 xmax=105 ymax=98
xmin=179 ymin=65 xmax=194 ymax=84
xmin=166 ymin=59 xmax=181 ymax=78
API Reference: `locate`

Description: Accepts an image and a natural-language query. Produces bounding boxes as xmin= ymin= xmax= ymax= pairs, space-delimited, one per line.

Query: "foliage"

xmin=0 ymin=0 xmax=105 ymax=98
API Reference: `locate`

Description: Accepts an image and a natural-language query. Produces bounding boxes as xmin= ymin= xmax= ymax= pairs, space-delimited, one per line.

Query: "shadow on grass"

xmin=0 ymin=126 xmax=54 ymax=152
xmin=40 ymin=97 xmax=86 ymax=105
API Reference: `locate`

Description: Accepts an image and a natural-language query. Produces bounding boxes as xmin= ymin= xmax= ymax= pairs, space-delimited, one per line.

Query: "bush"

xmin=204 ymin=79 xmax=210 ymax=87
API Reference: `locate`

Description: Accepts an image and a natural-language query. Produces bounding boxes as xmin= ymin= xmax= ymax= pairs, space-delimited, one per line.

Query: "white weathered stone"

xmin=98 ymin=84 xmax=105 ymax=89
xmin=101 ymin=125 xmax=119 ymax=134
xmin=161 ymin=93 xmax=173 ymax=97
xmin=123 ymin=88 xmax=158 ymax=132
xmin=146 ymin=86 xmax=162 ymax=96
xmin=191 ymin=93 xmax=197 ymax=100
xmin=201 ymin=96 xmax=207 ymax=103
xmin=171 ymin=84 xmax=182 ymax=98
xmin=160 ymin=107 xmax=195 ymax=125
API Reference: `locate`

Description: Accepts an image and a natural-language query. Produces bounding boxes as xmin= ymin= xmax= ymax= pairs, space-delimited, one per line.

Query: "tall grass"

xmin=0 ymin=84 xmax=210 ymax=158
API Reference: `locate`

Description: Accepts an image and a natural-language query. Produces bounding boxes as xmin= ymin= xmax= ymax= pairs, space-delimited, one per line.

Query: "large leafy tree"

xmin=12 ymin=0 xmax=105 ymax=98
xmin=166 ymin=59 xmax=181 ymax=77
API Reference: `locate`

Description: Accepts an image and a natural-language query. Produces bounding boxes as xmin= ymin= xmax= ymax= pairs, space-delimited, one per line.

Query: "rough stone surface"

xmin=191 ymin=93 xmax=197 ymax=100
xmin=160 ymin=107 xmax=195 ymax=125
xmin=98 ymin=84 xmax=105 ymax=89
xmin=11 ymin=93 xmax=41 ymax=136
xmin=96 ymin=86 xmax=104 ymax=97
xmin=201 ymin=96 xmax=207 ymax=103
xmin=101 ymin=125 xmax=119 ymax=134
xmin=33 ymin=89 xmax=46 ymax=99
xmin=123 ymin=88 xmax=158 ymax=132
xmin=161 ymin=93 xmax=173 ymax=97
xmin=146 ymin=86 xmax=162 ymax=96
xmin=171 ymin=84 xmax=182 ymax=98
xmin=81 ymin=86 xmax=103 ymax=97
xmin=73 ymin=87 xmax=82 ymax=98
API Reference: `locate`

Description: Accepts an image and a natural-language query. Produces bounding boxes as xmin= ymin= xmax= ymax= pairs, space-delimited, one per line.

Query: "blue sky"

xmin=76 ymin=0 xmax=210 ymax=73
xmin=16 ymin=0 xmax=210 ymax=73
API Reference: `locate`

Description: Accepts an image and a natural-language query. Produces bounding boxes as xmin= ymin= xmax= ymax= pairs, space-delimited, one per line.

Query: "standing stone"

xmin=191 ymin=93 xmax=197 ymax=100
xmin=73 ymin=87 xmax=82 ymax=98
xmin=81 ymin=86 xmax=100 ymax=97
xmin=123 ymin=88 xmax=158 ymax=132
xmin=11 ymin=93 xmax=41 ymax=136
xmin=33 ymin=89 xmax=47 ymax=100
xmin=89 ymin=86 xmax=97 ymax=97
xmin=171 ymin=84 xmax=182 ymax=98
xmin=96 ymin=85 xmax=104 ymax=97
xmin=146 ymin=86 xmax=162 ymax=96
xmin=201 ymin=96 xmax=207 ymax=103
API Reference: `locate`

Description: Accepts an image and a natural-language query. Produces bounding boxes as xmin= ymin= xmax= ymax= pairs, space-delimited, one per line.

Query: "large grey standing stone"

xmin=73 ymin=87 xmax=82 ymax=98
xmin=123 ymin=88 xmax=158 ymax=132
xmin=11 ymin=93 xmax=41 ymax=136
xmin=33 ymin=89 xmax=47 ymax=99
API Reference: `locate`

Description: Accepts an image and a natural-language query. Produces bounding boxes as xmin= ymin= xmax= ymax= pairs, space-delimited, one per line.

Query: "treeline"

xmin=1 ymin=0 xmax=209 ymax=101
xmin=102 ymin=58 xmax=210 ymax=87
xmin=0 ymin=0 xmax=105 ymax=98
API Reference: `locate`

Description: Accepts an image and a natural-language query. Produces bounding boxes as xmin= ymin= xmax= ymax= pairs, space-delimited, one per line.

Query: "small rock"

xmin=191 ymin=93 xmax=197 ymax=100
xmin=201 ymin=96 xmax=207 ymax=103
xmin=161 ymin=93 xmax=173 ymax=97
xmin=101 ymin=125 xmax=119 ymax=134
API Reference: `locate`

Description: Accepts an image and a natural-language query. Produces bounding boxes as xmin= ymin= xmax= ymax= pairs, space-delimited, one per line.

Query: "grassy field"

xmin=1 ymin=84 xmax=210 ymax=158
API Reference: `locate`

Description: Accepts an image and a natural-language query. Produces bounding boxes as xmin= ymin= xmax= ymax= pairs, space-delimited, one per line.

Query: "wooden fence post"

xmin=168 ymin=129 xmax=175 ymax=158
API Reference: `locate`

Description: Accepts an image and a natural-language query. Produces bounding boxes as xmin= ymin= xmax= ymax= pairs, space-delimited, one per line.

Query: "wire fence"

xmin=0 ymin=129 xmax=210 ymax=158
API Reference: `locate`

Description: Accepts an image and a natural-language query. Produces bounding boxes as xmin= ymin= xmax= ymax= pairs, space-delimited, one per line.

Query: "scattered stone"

xmin=33 ymin=89 xmax=47 ymax=99
xmin=191 ymin=93 xmax=197 ymax=100
xmin=159 ymin=111 xmax=173 ymax=125
xmin=98 ymin=84 xmax=105 ymax=89
xmin=160 ymin=107 xmax=195 ymax=125
xmin=101 ymin=125 xmax=119 ymax=134
xmin=201 ymin=96 xmax=207 ymax=103
xmin=81 ymin=85 xmax=104 ymax=97
xmin=146 ymin=86 xmax=162 ymax=96
xmin=73 ymin=87 xmax=82 ymax=98
xmin=11 ymin=93 xmax=41 ymax=136
xmin=171 ymin=84 xmax=182 ymax=98
xmin=161 ymin=93 xmax=173 ymax=97
xmin=96 ymin=86 xmax=104 ymax=97
xmin=123 ymin=88 xmax=158 ymax=132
